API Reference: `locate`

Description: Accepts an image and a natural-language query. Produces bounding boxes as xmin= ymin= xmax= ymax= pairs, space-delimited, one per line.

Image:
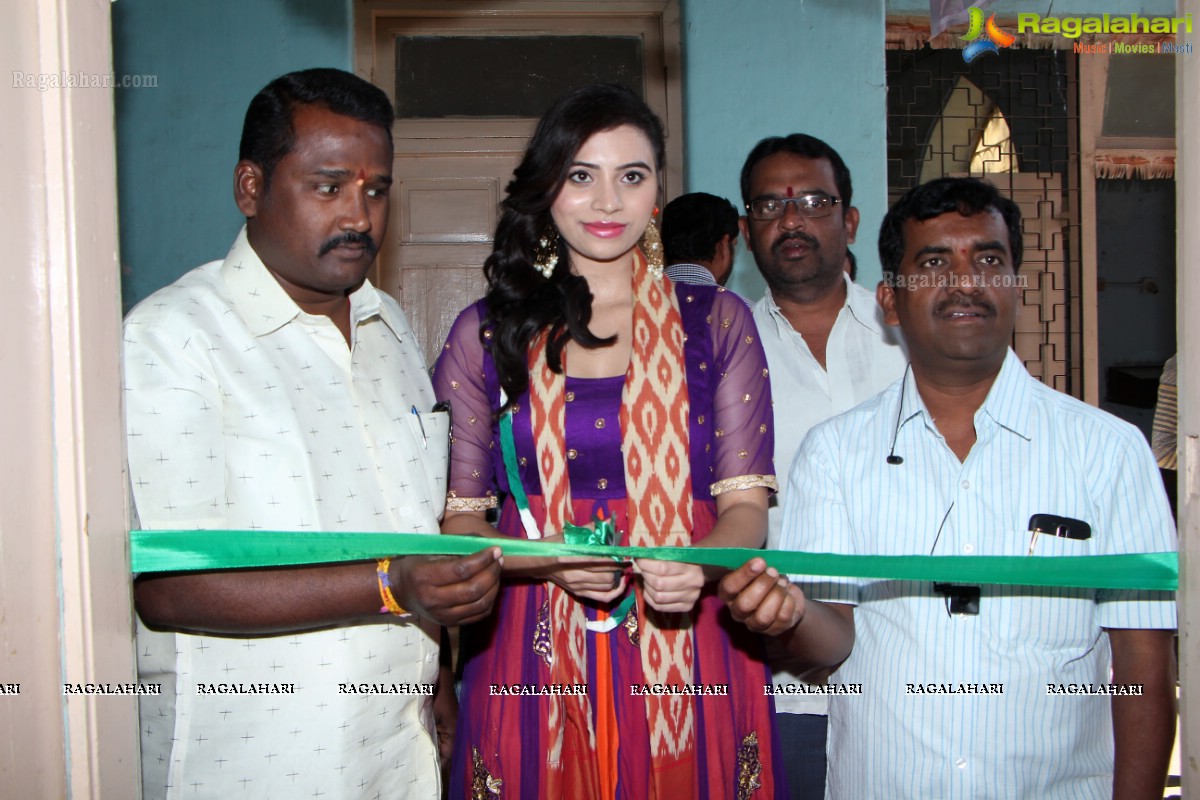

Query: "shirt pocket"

xmin=404 ymin=410 xmax=450 ymax=519
xmin=998 ymin=530 xmax=1098 ymax=655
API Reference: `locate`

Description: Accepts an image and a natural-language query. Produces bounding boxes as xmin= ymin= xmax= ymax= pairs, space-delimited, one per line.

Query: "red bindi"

xmin=356 ymin=168 xmax=366 ymax=185
xmin=785 ymin=186 xmax=794 ymax=198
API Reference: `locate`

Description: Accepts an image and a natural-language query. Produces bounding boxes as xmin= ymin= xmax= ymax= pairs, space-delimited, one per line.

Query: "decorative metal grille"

xmin=886 ymin=47 xmax=1082 ymax=397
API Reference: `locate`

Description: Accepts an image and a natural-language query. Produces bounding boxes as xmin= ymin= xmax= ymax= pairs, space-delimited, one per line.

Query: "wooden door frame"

xmin=2 ymin=0 xmax=137 ymax=795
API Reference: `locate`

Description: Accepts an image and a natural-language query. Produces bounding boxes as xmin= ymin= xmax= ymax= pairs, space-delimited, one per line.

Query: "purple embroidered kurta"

xmin=433 ymin=284 xmax=785 ymax=798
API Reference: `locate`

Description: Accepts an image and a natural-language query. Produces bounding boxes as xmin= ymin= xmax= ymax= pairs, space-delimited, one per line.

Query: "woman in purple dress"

xmin=433 ymin=84 xmax=784 ymax=799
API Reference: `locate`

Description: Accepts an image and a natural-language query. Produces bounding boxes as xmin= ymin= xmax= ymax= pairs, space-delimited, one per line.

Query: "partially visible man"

xmin=125 ymin=68 xmax=502 ymax=799
xmin=723 ymin=177 xmax=1177 ymax=798
xmin=1152 ymin=354 xmax=1178 ymax=470
xmin=661 ymin=191 xmax=740 ymax=286
xmin=739 ymin=134 xmax=906 ymax=799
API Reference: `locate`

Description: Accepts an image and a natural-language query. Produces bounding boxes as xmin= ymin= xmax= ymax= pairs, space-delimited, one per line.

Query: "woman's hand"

xmin=636 ymin=559 xmax=704 ymax=613
xmin=546 ymin=557 xmax=629 ymax=603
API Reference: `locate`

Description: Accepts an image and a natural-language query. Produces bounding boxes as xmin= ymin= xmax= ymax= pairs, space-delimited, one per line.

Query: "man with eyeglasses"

xmin=739 ymin=134 xmax=907 ymax=799
xmin=722 ymin=177 xmax=1176 ymax=798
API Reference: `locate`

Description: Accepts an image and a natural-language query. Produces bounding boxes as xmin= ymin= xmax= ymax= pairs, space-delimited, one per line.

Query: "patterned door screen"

xmin=886 ymin=47 xmax=1082 ymax=397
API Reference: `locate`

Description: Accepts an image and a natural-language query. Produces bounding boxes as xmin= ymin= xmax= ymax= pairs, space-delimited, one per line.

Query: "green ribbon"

xmin=129 ymin=530 xmax=1178 ymax=592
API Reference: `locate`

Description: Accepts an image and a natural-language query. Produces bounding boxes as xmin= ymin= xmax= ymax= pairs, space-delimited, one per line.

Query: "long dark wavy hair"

xmin=483 ymin=84 xmax=666 ymax=412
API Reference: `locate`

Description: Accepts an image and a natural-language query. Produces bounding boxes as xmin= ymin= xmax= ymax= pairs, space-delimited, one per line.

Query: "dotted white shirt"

xmin=753 ymin=274 xmax=907 ymax=714
xmin=125 ymin=228 xmax=446 ymax=799
xmin=783 ymin=349 xmax=1177 ymax=798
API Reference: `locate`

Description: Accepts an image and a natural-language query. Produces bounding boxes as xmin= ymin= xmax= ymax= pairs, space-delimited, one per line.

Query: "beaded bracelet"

xmin=376 ymin=558 xmax=412 ymax=618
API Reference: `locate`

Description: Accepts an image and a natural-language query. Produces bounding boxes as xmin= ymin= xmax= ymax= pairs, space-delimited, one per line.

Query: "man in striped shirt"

xmin=661 ymin=191 xmax=740 ymax=287
xmin=721 ymin=177 xmax=1177 ymax=798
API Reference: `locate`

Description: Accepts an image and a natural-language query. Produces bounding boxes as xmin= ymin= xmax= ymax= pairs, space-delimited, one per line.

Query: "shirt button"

xmin=963 ymin=544 xmax=975 ymax=554
xmin=955 ymin=757 xmax=967 ymax=769
xmin=961 ymin=480 xmax=970 ymax=490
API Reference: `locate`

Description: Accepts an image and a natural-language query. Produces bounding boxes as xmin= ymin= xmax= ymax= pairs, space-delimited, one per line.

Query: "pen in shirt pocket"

xmin=411 ymin=401 xmax=452 ymax=449
xmin=1026 ymin=513 xmax=1092 ymax=555
xmin=411 ymin=405 xmax=428 ymax=449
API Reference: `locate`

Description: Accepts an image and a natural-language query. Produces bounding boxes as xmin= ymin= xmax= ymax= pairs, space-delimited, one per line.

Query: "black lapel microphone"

xmin=885 ymin=364 xmax=912 ymax=466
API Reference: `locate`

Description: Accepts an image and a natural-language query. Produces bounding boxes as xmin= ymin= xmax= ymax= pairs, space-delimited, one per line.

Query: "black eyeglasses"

xmin=746 ymin=194 xmax=840 ymax=221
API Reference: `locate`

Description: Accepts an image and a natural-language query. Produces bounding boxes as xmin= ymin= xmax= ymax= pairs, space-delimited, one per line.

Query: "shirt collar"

xmin=976 ymin=348 xmax=1034 ymax=440
xmin=840 ymin=273 xmax=886 ymax=334
xmin=221 ymin=226 xmax=390 ymax=338
xmin=758 ymin=273 xmax=879 ymax=336
xmin=897 ymin=348 xmax=1033 ymax=441
xmin=665 ymin=263 xmax=719 ymax=286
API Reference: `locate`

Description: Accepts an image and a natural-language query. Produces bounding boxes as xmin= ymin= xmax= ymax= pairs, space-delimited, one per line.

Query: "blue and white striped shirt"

xmin=664 ymin=261 xmax=720 ymax=286
xmin=782 ymin=349 xmax=1176 ymax=799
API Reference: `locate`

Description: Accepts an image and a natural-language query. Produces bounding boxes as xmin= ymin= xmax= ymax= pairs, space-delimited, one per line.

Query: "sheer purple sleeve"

xmin=706 ymin=290 xmax=778 ymax=496
xmin=430 ymin=303 xmax=500 ymax=512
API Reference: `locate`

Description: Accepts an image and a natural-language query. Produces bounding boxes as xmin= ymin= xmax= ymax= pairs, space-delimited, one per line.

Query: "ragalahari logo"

xmin=960 ymin=8 xmax=1017 ymax=62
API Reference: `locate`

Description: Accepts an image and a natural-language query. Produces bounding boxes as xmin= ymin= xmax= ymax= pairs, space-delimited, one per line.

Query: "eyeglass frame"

xmin=745 ymin=193 xmax=841 ymax=221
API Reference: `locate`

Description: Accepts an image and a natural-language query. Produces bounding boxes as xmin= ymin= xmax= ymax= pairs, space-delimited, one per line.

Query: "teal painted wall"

xmin=112 ymin=0 xmax=1181 ymax=307
xmin=112 ymin=0 xmax=893 ymax=308
xmin=681 ymin=0 xmax=888 ymax=301
xmin=112 ymin=0 xmax=350 ymax=310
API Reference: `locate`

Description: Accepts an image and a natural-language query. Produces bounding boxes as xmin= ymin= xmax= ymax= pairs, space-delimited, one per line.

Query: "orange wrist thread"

xmin=376 ymin=558 xmax=411 ymax=618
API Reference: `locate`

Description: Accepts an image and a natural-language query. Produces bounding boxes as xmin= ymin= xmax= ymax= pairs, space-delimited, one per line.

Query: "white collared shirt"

xmin=784 ymin=349 xmax=1177 ymax=798
xmin=754 ymin=273 xmax=907 ymax=714
xmin=125 ymin=228 xmax=446 ymax=799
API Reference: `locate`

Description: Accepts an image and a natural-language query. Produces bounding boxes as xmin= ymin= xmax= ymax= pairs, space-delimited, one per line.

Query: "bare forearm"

xmin=772 ymin=600 xmax=855 ymax=674
xmin=695 ymin=499 xmax=767 ymax=550
xmin=694 ymin=489 xmax=768 ymax=581
xmin=134 ymin=562 xmax=383 ymax=635
xmin=1110 ymin=628 xmax=1177 ymax=799
xmin=136 ymin=545 xmax=504 ymax=633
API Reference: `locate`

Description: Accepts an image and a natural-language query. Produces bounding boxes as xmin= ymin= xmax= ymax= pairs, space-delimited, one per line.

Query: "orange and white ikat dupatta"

xmin=528 ymin=248 xmax=696 ymax=799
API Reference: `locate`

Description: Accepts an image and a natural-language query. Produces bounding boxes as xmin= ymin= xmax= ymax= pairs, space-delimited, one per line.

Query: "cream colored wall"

xmin=0 ymin=0 xmax=137 ymax=796
xmin=1178 ymin=0 xmax=1200 ymax=792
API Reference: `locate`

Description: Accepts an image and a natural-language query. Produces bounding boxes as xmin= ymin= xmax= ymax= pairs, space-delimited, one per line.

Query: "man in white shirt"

xmin=722 ymin=177 xmax=1176 ymax=798
xmin=739 ymin=133 xmax=906 ymax=799
xmin=125 ymin=68 xmax=501 ymax=799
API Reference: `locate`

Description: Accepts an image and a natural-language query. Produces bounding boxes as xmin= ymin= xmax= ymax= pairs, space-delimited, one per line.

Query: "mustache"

xmin=318 ymin=231 xmax=378 ymax=258
xmin=935 ymin=296 xmax=995 ymax=316
xmin=771 ymin=231 xmax=819 ymax=255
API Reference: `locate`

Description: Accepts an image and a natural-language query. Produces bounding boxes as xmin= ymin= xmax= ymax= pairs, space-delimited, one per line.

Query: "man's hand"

xmin=391 ymin=547 xmax=503 ymax=627
xmin=718 ymin=557 xmax=805 ymax=636
xmin=636 ymin=559 xmax=705 ymax=613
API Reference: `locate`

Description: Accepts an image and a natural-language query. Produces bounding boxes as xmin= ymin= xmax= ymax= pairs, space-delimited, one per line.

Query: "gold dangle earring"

xmin=640 ymin=206 xmax=664 ymax=280
xmin=532 ymin=225 xmax=560 ymax=279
